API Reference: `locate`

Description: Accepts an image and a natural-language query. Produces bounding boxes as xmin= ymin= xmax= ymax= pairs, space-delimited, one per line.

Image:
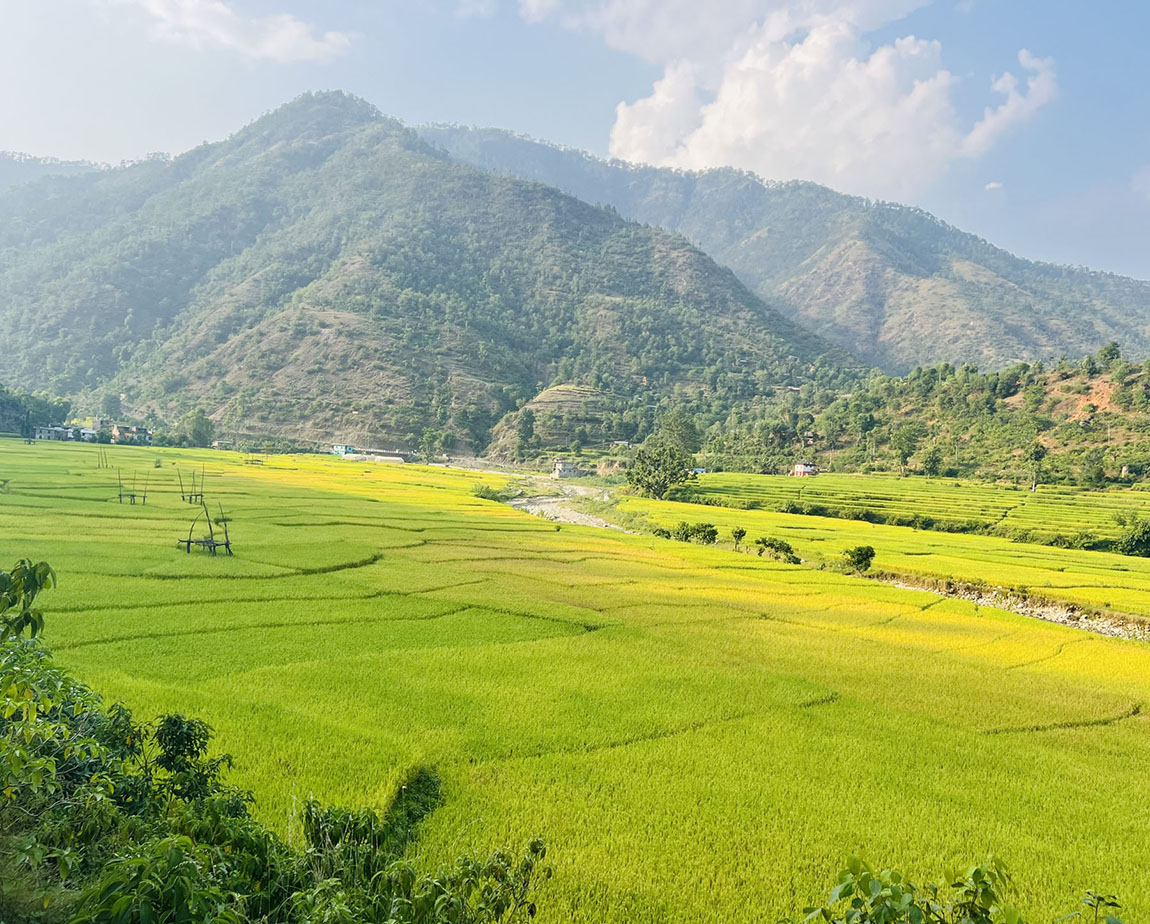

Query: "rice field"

xmin=689 ymin=471 xmax=1150 ymax=538
xmin=620 ymin=489 xmax=1150 ymax=619
xmin=2 ymin=440 xmax=1149 ymax=923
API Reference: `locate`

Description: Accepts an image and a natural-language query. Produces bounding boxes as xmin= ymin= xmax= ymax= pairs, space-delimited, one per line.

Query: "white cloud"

xmin=960 ymin=50 xmax=1057 ymax=157
xmin=985 ymin=181 xmax=1003 ymax=190
xmin=1131 ymin=165 xmax=1150 ymax=200
xmin=113 ymin=0 xmax=352 ymax=63
xmin=520 ymin=1 xmax=1057 ymax=200
xmin=457 ymin=0 xmax=500 ymax=18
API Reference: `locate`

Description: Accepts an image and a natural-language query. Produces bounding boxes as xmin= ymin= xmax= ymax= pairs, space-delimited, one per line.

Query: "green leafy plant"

xmin=755 ymin=537 xmax=800 ymax=564
xmin=801 ymin=856 xmax=1025 ymax=924
xmin=1058 ymin=891 xmax=1125 ymax=924
xmin=842 ymin=546 xmax=875 ymax=573
xmin=0 ymin=559 xmax=56 ymax=640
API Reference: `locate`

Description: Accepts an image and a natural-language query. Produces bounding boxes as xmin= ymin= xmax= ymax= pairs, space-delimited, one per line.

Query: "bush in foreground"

xmin=0 ymin=560 xmax=548 ymax=924
xmin=794 ymin=856 xmax=1125 ymax=924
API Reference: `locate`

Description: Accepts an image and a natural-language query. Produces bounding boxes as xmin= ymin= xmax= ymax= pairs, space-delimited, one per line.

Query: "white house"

xmin=552 ymin=459 xmax=583 ymax=479
xmin=791 ymin=461 xmax=818 ymax=477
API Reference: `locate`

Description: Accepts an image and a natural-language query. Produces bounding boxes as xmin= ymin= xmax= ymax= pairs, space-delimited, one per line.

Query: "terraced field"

xmin=623 ymin=491 xmax=1150 ymax=620
xmin=688 ymin=471 xmax=1150 ymax=538
xmin=2 ymin=440 xmax=1149 ymax=923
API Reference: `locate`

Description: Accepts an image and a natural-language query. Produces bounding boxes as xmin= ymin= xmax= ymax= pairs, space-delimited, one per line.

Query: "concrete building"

xmin=791 ymin=461 xmax=818 ymax=477
xmin=552 ymin=459 xmax=583 ymax=478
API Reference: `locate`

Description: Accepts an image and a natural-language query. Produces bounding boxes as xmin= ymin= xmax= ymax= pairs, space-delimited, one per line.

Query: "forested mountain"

xmin=0 ymin=151 xmax=97 ymax=191
xmin=420 ymin=126 xmax=1150 ymax=374
xmin=0 ymin=92 xmax=855 ymax=451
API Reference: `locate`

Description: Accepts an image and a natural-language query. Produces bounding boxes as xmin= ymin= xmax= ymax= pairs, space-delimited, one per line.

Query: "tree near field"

xmin=626 ymin=440 xmax=694 ymax=499
xmin=921 ymin=445 xmax=943 ymax=477
xmin=732 ymin=526 xmax=746 ymax=550
xmin=890 ymin=423 xmax=925 ymax=475
xmin=180 ymin=408 xmax=215 ymax=448
xmin=1026 ymin=441 xmax=1048 ymax=492
xmin=842 ymin=545 xmax=875 ymax=573
xmin=1115 ymin=516 xmax=1150 ymax=557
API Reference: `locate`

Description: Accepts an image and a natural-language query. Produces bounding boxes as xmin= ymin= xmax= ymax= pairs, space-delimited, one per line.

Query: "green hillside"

xmin=420 ymin=125 xmax=1150 ymax=373
xmin=0 ymin=151 xmax=97 ymax=191
xmin=0 ymin=93 xmax=855 ymax=451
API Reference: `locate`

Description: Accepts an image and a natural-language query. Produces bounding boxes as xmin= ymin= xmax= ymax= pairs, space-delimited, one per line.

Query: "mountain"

xmin=0 ymin=152 xmax=98 ymax=192
xmin=0 ymin=92 xmax=855 ymax=451
xmin=418 ymin=126 xmax=1150 ymax=374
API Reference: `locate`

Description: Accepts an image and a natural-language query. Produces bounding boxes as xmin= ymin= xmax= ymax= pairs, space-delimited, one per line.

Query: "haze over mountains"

xmin=0 ymin=92 xmax=848 ymax=449
xmin=420 ymin=126 xmax=1150 ymax=374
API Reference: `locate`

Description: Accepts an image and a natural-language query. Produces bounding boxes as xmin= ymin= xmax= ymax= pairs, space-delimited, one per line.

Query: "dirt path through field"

xmin=507 ymin=479 xmax=632 ymax=531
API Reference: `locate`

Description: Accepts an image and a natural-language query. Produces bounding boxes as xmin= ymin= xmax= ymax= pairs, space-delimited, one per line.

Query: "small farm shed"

xmin=791 ymin=461 xmax=818 ymax=477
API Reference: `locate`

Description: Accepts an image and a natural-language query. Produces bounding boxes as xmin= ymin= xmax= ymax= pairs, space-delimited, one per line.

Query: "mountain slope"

xmin=0 ymin=92 xmax=855 ymax=450
xmin=419 ymin=126 xmax=1150 ymax=373
xmin=0 ymin=152 xmax=98 ymax=192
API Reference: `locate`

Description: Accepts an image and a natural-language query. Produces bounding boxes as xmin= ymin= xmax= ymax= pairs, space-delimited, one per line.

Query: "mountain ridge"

xmin=0 ymin=91 xmax=856 ymax=450
xmin=418 ymin=124 xmax=1150 ymax=373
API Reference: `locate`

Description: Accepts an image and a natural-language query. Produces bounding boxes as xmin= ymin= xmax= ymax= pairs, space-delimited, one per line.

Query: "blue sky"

xmin=2 ymin=1 xmax=1147 ymax=278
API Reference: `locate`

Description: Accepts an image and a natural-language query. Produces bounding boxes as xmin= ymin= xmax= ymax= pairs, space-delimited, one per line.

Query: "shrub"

xmin=795 ymin=856 xmax=1125 ymax=924
xmin=0 ymin=560 xmax=550 ymax=924
xmin=471 ymin=483 xmax=506 ymax=501
xmin=670 ymin=521 xmax=718 ymax=544
xmin=842 ymin=545 xmax=875 ymax=573
xmin=1115 ymin=516 xmax=1150 ymax=557
xmin=754 ymin=537 xmax=800 ymax=564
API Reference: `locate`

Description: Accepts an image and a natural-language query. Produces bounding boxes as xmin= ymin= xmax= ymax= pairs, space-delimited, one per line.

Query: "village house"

xmin=34 ymin=425 xmax=74 ymax=441
xmin=552 ymin=459 xmax=583 ymax=479
xmin=791 ymin=461 xmax=818 ymax=477
xmin=111 ymin=424 xmax=152 ymax=445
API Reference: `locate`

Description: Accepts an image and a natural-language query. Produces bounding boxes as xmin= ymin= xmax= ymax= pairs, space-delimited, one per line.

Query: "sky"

xmin=1 ymin=1 xmax=1147 ymax=278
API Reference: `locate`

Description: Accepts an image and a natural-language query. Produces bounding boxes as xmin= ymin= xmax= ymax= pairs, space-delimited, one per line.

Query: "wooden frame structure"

xmin=177 ymin=466 xmax=206 ymax=504
xmin=118 ymin=471 xmax=149 ymax=505
xmin=177 ymin=501 xmax=233 ymax=556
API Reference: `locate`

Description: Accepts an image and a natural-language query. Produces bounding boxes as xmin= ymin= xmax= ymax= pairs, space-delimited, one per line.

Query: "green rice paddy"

xmin=2 ymin=441 xmax=1149 ymax=923
xmin=689 ymin=471 xmax=1150 ymax=538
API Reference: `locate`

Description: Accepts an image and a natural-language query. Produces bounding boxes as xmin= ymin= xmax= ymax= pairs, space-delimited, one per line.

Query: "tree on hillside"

xmin=731 ymin=526 xmax=746 ymax=551
xmin=921 ymin=445 xmax=943 ymax=477
xmin=890 ymin=423 xmax=925 ymax=474
xmin=626 ymin=440 xmax=694 ymax=500
xmin=658 ymin=408 xmax=701 ymax=454
xmin=1097 ymin=341 xmax=1121 ymax=368
xmin=515 ymin=408 xmax=535 ymax=458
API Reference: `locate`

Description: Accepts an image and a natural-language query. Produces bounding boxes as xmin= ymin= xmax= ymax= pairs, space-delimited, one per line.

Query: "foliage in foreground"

xmin=796 ymin=856 xmax=1124 ymax=924
xmin=0 ymin=561 xmax=548 ymax=924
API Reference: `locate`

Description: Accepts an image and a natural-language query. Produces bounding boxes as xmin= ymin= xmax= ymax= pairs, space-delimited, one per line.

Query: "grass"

xmin=2 ymin=439 xmax=1149 ymax=923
